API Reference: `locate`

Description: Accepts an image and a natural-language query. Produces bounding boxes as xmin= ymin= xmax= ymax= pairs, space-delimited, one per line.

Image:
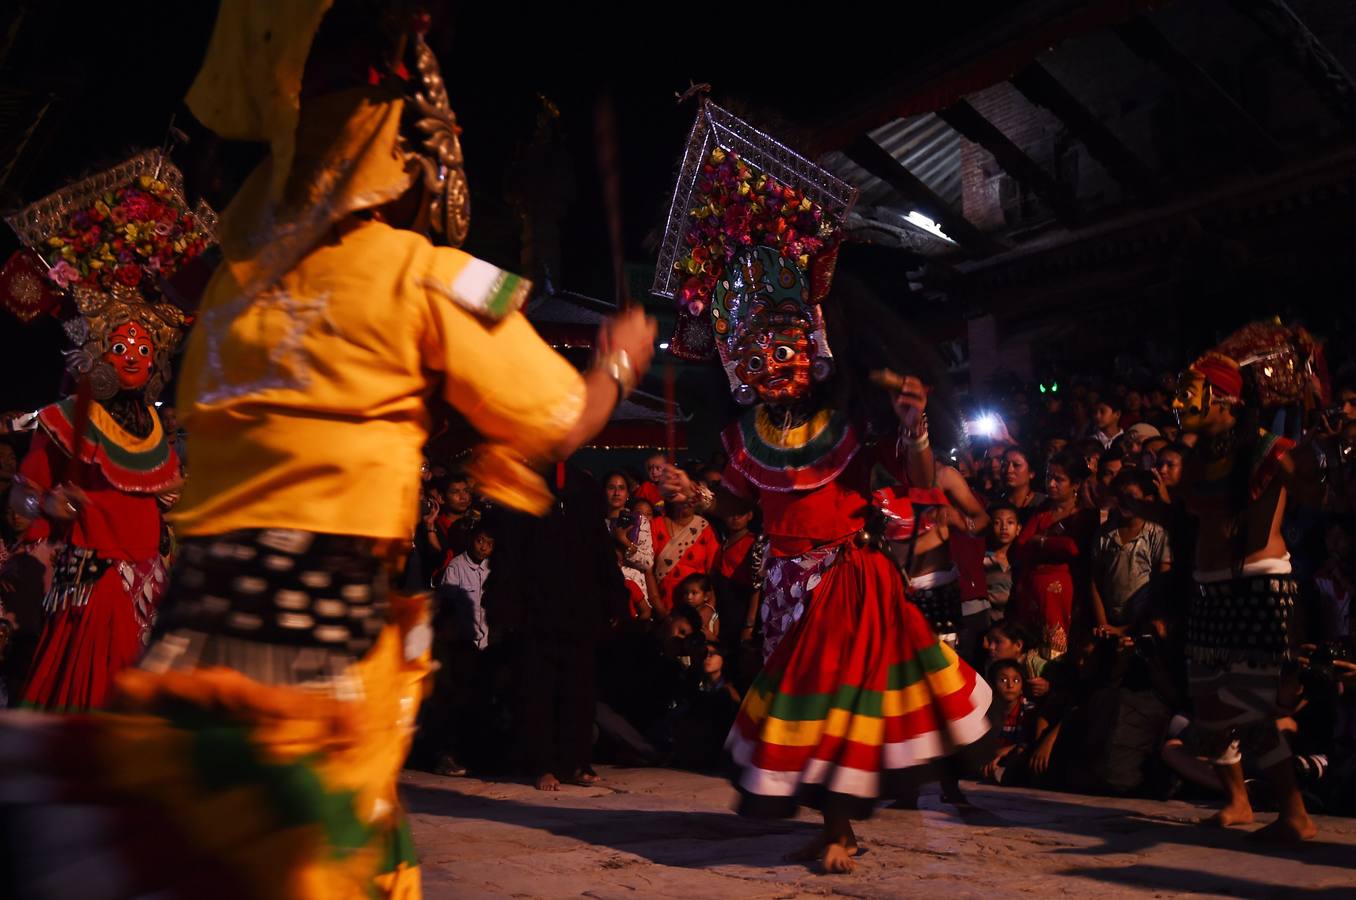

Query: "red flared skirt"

xmin=22 ymin=570 xmax=146 ymax=712
xmin=727 ymin=543 xmax=992 ymax=819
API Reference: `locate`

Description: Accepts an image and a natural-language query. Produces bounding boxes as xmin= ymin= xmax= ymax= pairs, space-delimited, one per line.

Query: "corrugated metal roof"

xmin=821 ymin=112 xmax=962 ymax=210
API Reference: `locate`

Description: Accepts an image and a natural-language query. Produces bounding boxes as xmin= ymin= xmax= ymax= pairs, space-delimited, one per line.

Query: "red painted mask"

xmin=735 ymin=327 xmax=812 ymax=404
xmin=104 ymin=321 xmax=154 ymax=390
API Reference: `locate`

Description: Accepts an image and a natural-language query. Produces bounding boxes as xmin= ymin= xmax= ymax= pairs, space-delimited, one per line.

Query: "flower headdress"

xmin=1191 ymin=319 xmax=1328 ymax=410
xmin=2 ymin=150 xmax=212 ymax=400
xmin=651 ymin=101 xmax=857 ymax=400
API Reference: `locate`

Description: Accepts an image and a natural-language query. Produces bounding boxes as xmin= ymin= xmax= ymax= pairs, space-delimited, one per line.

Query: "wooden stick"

xmin=594 ymin=92 xmax=630 ymax=311
xmin=868 ymin=368 xmax=905 ymax=392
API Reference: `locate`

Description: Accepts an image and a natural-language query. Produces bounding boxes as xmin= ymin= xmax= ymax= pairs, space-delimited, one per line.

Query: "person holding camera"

xmin=604 ymin=470 xmax=654 ymax=619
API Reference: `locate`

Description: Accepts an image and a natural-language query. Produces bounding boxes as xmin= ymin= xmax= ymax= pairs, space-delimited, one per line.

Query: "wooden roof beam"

xmin=1229 ymin=0 xmax=1356 ymax=130
xmin=1113 ymin=17 xmax=1284 ymax=170
xmin=936 ymin=99 xmax=1086 ymax=228
xmin=1010 ymin=62 xmax=1161 ymax=201
xmin=842 ymin=135 xmax=1002 ymax=257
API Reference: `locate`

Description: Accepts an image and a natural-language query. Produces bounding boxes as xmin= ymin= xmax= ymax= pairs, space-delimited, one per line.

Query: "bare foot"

xmin=788 ymin=834 xmax=859 ymax=864
xmin=821 ymin=841 xmax=856 ymax=875
xmin=535 ymin=773 xmax=560 ymax=792
xmin=1199 ymin=804 xmax=1254 ymax=827
xmin=1249 ymin=815 xmax=1318 ymax=843
xmin=567 ymin=768 xmax=601 ymax=786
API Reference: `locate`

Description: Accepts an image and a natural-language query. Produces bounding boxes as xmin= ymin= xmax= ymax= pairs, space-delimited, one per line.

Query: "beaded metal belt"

xmin=911 ymin=578 xmax=962 ymax=635
xmin=1187 ymin=573 xmax=1298 ymax=665
xmin=44 ymin=546 xmax=116 ymax=613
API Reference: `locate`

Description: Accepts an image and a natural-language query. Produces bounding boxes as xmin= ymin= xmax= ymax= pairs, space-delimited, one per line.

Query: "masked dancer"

xmin=0 ymin=2 xmax=654 ymax=896
xmin=2 ymin=152 xmax=206 ymax=711
xmin=653 ymin=102 xmax=990 ymax=874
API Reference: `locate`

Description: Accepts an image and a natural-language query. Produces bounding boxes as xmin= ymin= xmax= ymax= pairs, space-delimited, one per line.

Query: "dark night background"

xmin=1 ymin=1 xmax=1353 ymax=434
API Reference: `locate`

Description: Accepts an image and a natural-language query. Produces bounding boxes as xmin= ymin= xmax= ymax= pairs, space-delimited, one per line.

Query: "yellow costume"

xmin=173 ymin=212 xmax=583 ymax=539
xmin=0 ymin=3 xmax=581 ymax=898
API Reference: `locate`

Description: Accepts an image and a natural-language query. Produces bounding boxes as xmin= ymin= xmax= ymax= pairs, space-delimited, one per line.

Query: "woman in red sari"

xmin=1010 ymin=450 xmax=1097 ymax=658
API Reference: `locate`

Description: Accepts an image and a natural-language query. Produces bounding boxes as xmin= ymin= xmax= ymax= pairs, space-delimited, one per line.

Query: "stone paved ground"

xmin=402 ymin=767 xmax=1356 ymax=899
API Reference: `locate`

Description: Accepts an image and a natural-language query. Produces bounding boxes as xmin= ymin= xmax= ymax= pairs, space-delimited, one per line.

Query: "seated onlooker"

xmin=1091 ymin=470 xmax=1172 ymax=637
xmin=983 ymin=620 xmax=1051 ymax=701
xmin=983 ymin=659 xmax=1038 ymax=782
xmin=595 ymin=606 xmax=737 ymax=769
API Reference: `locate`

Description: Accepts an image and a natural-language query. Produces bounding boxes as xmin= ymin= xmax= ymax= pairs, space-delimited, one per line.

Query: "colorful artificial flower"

xmin=672 ymin=148 xmax=830 ymax=317
xmin=47 ymin=260 xmax=81 ymax=289
xmin=42 ymin=176 xmax=210 ymax=295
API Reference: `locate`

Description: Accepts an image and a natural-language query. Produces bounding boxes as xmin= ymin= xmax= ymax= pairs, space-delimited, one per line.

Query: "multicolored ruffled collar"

xmin=722 ymin=404 xmax=859 ymax=492
xmin=37 ymin=397 xmax=178 ymax=493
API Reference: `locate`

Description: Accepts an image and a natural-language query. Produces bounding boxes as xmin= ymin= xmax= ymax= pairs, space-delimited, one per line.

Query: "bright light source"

xmin=658 ymin=342 xmax=670 ymax=350
xmin=966 ymin=413 xmax=999 ymax=438
xmin=154 ymin=401 xmax=164 ymax=408
xmin=905 ymin=210 xmax=954 ymax=243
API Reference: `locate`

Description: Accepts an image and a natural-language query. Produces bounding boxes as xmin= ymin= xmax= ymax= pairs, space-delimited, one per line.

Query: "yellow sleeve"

xmin=418 ymin=245 xmax=586 ymax=512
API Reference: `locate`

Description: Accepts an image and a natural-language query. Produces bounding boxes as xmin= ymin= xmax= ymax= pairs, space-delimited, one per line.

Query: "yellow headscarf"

xmin=186 ymin=0 xmax=416 ymax=298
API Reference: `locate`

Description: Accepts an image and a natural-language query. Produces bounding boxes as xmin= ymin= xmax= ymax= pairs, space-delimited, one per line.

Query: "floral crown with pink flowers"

xmin=1 ymin=150 xmax=215 ymax=399
xmin=651 ymin=101 xmax=857 ymax=393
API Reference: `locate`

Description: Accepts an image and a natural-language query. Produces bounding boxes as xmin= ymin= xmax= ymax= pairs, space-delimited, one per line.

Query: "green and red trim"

xmin=721 ymin=407 xmax=859 ymax=493
xmin=38 ymin=398 xmax=178 ymax=493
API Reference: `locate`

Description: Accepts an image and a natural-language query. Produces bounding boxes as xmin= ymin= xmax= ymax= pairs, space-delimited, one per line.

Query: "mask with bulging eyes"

xmin=735 ymin=326 xmax=812 ymax=404
xmin=104 ymin=321 xmax=154 ymax=390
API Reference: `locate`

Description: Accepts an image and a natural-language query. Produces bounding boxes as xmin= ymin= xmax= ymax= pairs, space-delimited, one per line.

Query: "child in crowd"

xmin=984 ymin=620 xmax=1051 ymax=701
xmin=425 ymin=524 xmax=496 ymax=777
xmin=1091 ymin=469 xmax=1172 ymax=637
xmin=633 ymin=451 xmax=667 ymax=513
xmin=985 ymin=503 xmax=1019 ymax=620
xmin=983 ymin=659 xmax=1037 ymax=782
xmin=677 ymin=573 xmax=720 ymax=642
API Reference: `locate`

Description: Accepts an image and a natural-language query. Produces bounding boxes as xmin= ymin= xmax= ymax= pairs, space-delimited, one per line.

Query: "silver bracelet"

xmin=691 ymin=481 xmax=715 ymax=512
xmin=595 ymin=348 xmax=638 ymax=402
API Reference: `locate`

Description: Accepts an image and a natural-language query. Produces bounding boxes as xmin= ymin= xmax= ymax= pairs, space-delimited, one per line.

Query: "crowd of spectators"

xmin=958 ymin=372 xmax=1356 ymax=814
xmin=1 ymin=363 xmax=1354 ymax=813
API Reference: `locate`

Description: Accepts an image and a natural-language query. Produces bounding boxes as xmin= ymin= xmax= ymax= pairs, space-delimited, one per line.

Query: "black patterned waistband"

xmin=150 ymin=530 xmax=391 ymax=678
xmin=1187 ymin=573 xmax=1298 ymax=666
xmin=911 ymin=577 xmax=962 ymax=634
